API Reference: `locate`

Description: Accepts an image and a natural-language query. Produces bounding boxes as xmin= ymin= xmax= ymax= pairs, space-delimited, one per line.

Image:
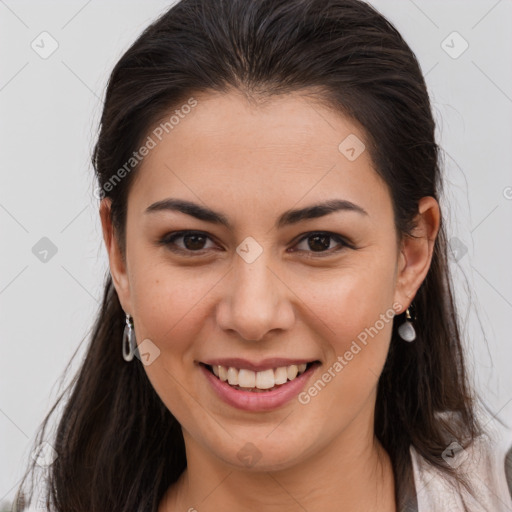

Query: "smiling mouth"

xmin=201 ymin=361 xmax=319 ymax=392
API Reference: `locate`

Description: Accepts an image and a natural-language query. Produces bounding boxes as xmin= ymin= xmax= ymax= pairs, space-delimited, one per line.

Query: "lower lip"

xmin=200 ymin=363 xmax=319 ymax=412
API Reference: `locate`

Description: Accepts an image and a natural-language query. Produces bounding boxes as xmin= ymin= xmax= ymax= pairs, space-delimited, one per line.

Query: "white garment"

xmin=410 ymin=410 xmax=512 ymax=511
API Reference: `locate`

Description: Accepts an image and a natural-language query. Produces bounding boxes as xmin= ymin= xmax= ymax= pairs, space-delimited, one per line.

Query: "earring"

xmin=122 ymin=313 xmax=137 ymax=361
xmin=398 ymin=308 xmax=416 ymax=342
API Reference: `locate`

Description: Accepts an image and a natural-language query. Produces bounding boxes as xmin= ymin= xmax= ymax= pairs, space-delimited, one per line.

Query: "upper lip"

xmin=201 ymin=357 xmax=318 ymax=372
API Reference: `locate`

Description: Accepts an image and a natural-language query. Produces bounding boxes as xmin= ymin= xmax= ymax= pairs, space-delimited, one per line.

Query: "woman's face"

xmin=101 ymin=90 xmax=434 ymax=471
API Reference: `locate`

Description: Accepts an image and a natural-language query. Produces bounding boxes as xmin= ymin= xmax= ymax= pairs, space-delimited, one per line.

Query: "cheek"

xmin=298 ymin=251 xmax=397 ymax=338
xmin=293 ymin=275 xmax=396 ymax=432
xmin=128 ymin=262 xmax=218 ymax=422
xmin=296 ymin=251 xmax=397 ymax=386
xmin=130 ymin=263 xmax=218 ymax=352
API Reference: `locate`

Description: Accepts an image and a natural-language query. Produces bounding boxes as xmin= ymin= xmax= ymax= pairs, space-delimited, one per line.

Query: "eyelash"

xmin=158 ymin=230 xmax=354 ymax=257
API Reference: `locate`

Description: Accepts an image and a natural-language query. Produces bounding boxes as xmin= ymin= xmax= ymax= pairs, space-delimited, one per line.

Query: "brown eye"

xmin=292 ymin=232 xmax=351 ymax=256
xmin=160 ymin=231 xmax=217 ymax=254
xmin=159 ymin=230 xmax=352 ymax=257
xmin=180 ymin=233 xmax=208 ymax=250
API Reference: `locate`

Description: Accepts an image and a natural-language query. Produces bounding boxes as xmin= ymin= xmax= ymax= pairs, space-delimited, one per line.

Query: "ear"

xmin=99 ymin=198 xmax=132 ymax=315
xmin=393 ymin=196 xmax=440 ymax=313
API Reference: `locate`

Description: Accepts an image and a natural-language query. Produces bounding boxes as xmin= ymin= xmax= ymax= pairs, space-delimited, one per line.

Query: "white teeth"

xmin=218 ymin=365 xmax=228 ymax=382
xmin=209 ymin=362 xmax=311 ymax=390
xmin=238 ymin=369 xmax=256 ymax=388
xmin=227 ymin=367 xmax=238 ymax=386
xmin=287 ymin=365 xmax=298 ymax=380
xmin=274 ymin=366 xmax=288 ymax=385
xmin=256 ymin=369 xmax=275 ymax=389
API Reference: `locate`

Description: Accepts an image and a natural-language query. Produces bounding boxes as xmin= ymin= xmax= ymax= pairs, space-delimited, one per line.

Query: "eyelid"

xmin=290 ymin=231 xmax=354 ymax=256
xmin=159 ymin=230 xmax=219 ymax=254
xmin=159 ymin=230 xmax=354 ymax=256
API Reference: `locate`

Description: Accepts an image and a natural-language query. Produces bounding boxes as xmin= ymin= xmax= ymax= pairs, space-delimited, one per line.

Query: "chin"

xmin=212 ymin=431 xmax=316 ymax=472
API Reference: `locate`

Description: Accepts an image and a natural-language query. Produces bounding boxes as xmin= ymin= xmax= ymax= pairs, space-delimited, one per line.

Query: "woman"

xmin=14 ymin=0 xmax=512 ymax=511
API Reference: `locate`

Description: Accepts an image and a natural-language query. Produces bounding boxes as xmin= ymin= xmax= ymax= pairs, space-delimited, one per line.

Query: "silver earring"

xmin=398 ymin=308 xmax=416 ymax=342
xmin=122 ymin=313 xmax=137 ymax=361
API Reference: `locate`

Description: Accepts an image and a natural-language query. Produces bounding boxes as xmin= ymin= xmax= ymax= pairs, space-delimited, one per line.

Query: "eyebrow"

xmin=145 ymin=197 xmax=368 ymax=230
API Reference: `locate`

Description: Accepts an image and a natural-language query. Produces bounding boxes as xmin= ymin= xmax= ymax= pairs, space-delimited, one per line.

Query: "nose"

xmin=215 ymin=249 xmax=295 ymax=341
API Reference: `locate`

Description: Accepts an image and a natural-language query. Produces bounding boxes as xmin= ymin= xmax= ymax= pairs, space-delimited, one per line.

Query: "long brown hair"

xmin=14 ymin=0 xmax=483 ymax=510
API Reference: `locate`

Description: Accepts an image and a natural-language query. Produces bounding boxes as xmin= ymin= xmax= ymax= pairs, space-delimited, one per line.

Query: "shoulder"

xmin=409 ymin=408 xmax=512 ymax=511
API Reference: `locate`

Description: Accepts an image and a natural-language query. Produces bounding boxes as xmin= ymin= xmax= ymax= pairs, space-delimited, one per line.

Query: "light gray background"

xmin=1 ymin=0 xmax=511 ymax=508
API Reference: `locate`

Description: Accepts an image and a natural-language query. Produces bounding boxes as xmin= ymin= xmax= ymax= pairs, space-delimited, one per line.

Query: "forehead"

xmin=128 ymin=90 xmax=392 ymax=223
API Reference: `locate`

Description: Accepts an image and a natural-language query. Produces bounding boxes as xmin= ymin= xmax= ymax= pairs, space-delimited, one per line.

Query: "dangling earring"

xmin=122 ymin=313 xmax=137 ymax=361
xmin=398 ymin=307 xmax=416 ymax=342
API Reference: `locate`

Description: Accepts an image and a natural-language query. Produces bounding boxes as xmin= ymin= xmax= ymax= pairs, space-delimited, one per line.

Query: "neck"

xmin=160 ymin=410 xmax=396 ymax=512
